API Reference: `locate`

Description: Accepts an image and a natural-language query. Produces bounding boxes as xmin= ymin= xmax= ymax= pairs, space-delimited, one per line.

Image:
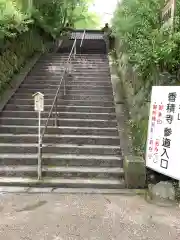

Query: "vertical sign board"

xmin=33 ymin=92 xmax=44 ymax=112
xmin=32 ymin=92 xmax=44 ymax=180
xmin=162 ymin=0 xmax=176 ymax=28
xmin=146 ymin=86 xmax=180 ymax=180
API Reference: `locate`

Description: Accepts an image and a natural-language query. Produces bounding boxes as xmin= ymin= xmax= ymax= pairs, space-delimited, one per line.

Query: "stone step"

xmin=0 ymin=117 xmax=117 ymax=128
xmin=0 ymin=154 xmax=122 ymax=167
xmin=26 ymin=75 xmax=109 ymax=80
xmin=1 ymin=111 xmax=116 ymax=120
xmin=0 ymin=143 xmax=121 ymax=155
xmin=34 ymin=65 xmax=109 ymax=69
xmin=21 ymin=84 xmax=112 ymax=89
xmin=0 ymin=165 xmax=124 ymax=179
xmin=41 ymin=54 xmax=107 ymax=58
xmin=30 ymin=70 xmax=110 ymax=75
xmin=27 ymin=72 xmax=110 ymax=76
xmin=38 ymin=60 xmax=108 ymax=65
xmin=9 ymin=98 xmax=114 ymax=107
xmin=24 ymin=80 xmax=112 ymax=86
xmin=13 ymin=92 xmax=114 ymax=102
xmin=64 ymin=94 xmax=114 ymax=102
xmin=0 ymin=126 xmax=118 ymax=136
xmin=0 ymin=134 xmax=120 ymax=145
xmin=40 ymin=55 xmax=108 ymax=59
xmin=0 ymin=187 xmax=135 ymax=194
xmin=41 ymin=53 xmax=107 ymax=57
xmin=5 ymin=103 xmax=115 ymax=113
xmin=17 ymin=88 xmax=113 ymax=96
xmin=0 ymin=177 xmax=125 ymax=189
xmin=32 ymin=67 xmax=110 ymax=72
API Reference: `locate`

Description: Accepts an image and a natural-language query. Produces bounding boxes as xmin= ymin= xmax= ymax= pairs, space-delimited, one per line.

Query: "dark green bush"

xmin=0 ymin=28 xmax=45 ymax=92
xmin=112 ymin=0 xmax=180 ymax=156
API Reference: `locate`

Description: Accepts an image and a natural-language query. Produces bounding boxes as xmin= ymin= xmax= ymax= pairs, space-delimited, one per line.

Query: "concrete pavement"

xmin=0 ymin=193 xmax=180 ymax=239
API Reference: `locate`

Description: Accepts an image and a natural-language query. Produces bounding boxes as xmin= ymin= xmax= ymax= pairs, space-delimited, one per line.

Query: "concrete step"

xmin=27 ymin=72 xmax=110 ymax=77
xmin=40 ymin=53 xmax=107 ymax=57
xmin=0 ymin=177 xmax=125 ymax=188
xmin=63 ymin=94 xmax=114 ymax=102
xmin=24 ymin=80 xmax=112 ymax=86
xmin=0 ymin=134 xmax=120 ymax=145
xmin=5 ymin=104 xmax=115 ymax=113
xmin=21 ymin=84 xmax=112 ymax=90
xmin=13 ymin=92 xmax=114 ymax=102
xmin=0 ymin=154 xmax=122 ymax=167
xmin=0 ymin=126 xmax=118 ymax=136
xmin=1 ymin=111 xmax=117 ymax=120
xmin=31 ymin=67 xmax=110 ymax=72
xmin=9 ymin=98 xmax=115 ymax=107
xmin=0 ymin=144 xmax=121 ymax=155
xmin=34 ymin=65 xmax=109 ymax=69
xmin=0 ymin=166 xmax=124 ymax=179
xmin=38 ymin=54 xmax=107 ymax=59
xmin=30 ymin=70 xmax=110 ymax=75
xmin=0 ymin=187 xmax=135 ymax=194
xmin=0 ymin=117 xmax=117 ymax=127
xmin=26 ymin=75 xmax=109 ymax=80
xmin=38 ymin=61 xmax=108 ymax=66
xmin=17 ymin=88 xmax=113 ymax=96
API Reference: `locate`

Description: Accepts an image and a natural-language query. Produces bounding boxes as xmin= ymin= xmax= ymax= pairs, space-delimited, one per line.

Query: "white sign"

xmin=146 ymin=86 xmax=180 ymax=180
xmin=162 ymin=0 xmax=176 ymax=28
xmin=32 ymin=92 xmax=44 ymax=112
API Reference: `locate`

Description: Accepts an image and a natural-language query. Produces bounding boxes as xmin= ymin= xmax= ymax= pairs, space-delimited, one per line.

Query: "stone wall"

xmin=0 ymin=27 xmax=52 ymax=95
xmin=113 ymin=39 xmax=171 ymax=157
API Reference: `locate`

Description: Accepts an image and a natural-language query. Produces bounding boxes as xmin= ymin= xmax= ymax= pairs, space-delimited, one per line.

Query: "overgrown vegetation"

xmin=112 ymin=0 xmax=180 ymax=156
xmin=0 ymin=0 xmax=100 ymax=93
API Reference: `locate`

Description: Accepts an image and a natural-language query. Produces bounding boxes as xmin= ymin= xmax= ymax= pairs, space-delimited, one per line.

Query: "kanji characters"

xmin=162 ymin=138 xmax=171 ymax=148
xmin=166 ymin=103 xmax=175 ymax=113
xmin=168 ymin=92 xmax=177 ymax=102
xmin=166 ymin=114 xmax=173 ymax=124
xmin=161 ymin=148 xmax=169 ymax=159
xmin=164 ymin=127 xmax=172 ymax=137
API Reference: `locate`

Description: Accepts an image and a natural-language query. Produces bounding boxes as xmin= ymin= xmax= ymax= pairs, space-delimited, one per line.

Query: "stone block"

xmin=124 ymin=155 xmax=146 ymax=189
xmin=150 ymin=181 xmax=175 ymax=201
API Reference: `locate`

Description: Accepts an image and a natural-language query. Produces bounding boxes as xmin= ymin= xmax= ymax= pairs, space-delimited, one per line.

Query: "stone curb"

xmin=0 ymin=187 xmax=146 ymax=195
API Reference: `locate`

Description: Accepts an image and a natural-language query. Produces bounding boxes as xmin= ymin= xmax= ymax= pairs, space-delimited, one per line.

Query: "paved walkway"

xmin=0 ymin=193 xmax=180 ymax=239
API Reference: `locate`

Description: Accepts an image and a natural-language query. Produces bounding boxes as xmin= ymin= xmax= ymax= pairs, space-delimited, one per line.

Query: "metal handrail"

xmin=80 ymin=29 xmax=86 ymax=48
xmin=37 ymin=37 xmax=77 ymax=180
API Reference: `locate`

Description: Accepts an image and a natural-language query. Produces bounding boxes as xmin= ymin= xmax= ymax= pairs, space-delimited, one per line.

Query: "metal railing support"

xmin=80 ymin=29 xmax=86 ymax=48
xmin=54 ymin=98 xmax=58 ymax=127
xmin=38 ymin=111 xmax=42 ymax=180
xmin=39 ymin=37 xmax=78 ymax=180
xmin=64 ymin=72 xmax=66 ymax=96
xmin=80 ymin=30 xmax=86 ymax=56
xmin=73 ymin=39 xmax=76 ymax=59
xmin=37 ymin=32 xmax=88 ymax=180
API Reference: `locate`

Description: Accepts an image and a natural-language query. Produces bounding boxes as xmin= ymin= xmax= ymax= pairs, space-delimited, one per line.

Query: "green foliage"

xmin=0 ymin=28 xmax=44 ymax=92
xmin=0 ymin=0 xmax=100 ymax=94
xmin=75 ymin=12 xmax=101 ymax=29
xmin=32 ymin=0 xmax=100 ymax=38
xmin=0 ymin=0 xmax=32 ymax=44
xmin=112 ymin=0 xmax=180 ymax=83
xmin=0 ymin=0 xmax=100 ymax=42
xmin=112 ymin=0 xmax=180 ymax=156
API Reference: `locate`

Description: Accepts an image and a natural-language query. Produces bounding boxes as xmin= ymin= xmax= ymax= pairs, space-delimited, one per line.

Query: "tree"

xmin=111 ymin=0 xmax=180 ymax=82
xmin=32 ymin=0 xmax=100 ymax=38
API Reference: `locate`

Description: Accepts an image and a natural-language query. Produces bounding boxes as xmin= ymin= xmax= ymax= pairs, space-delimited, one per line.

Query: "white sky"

xmin=89 ymin=0 xmax=119 ymax=26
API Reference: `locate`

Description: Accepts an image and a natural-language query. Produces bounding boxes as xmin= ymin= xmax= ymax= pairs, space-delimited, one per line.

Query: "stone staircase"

xmin=0 ymin=31 xmax=125 ymax=190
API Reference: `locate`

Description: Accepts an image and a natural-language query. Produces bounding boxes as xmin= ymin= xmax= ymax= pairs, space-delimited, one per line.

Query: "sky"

xmin=89 ymin=0 xmax=119 ymax=26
